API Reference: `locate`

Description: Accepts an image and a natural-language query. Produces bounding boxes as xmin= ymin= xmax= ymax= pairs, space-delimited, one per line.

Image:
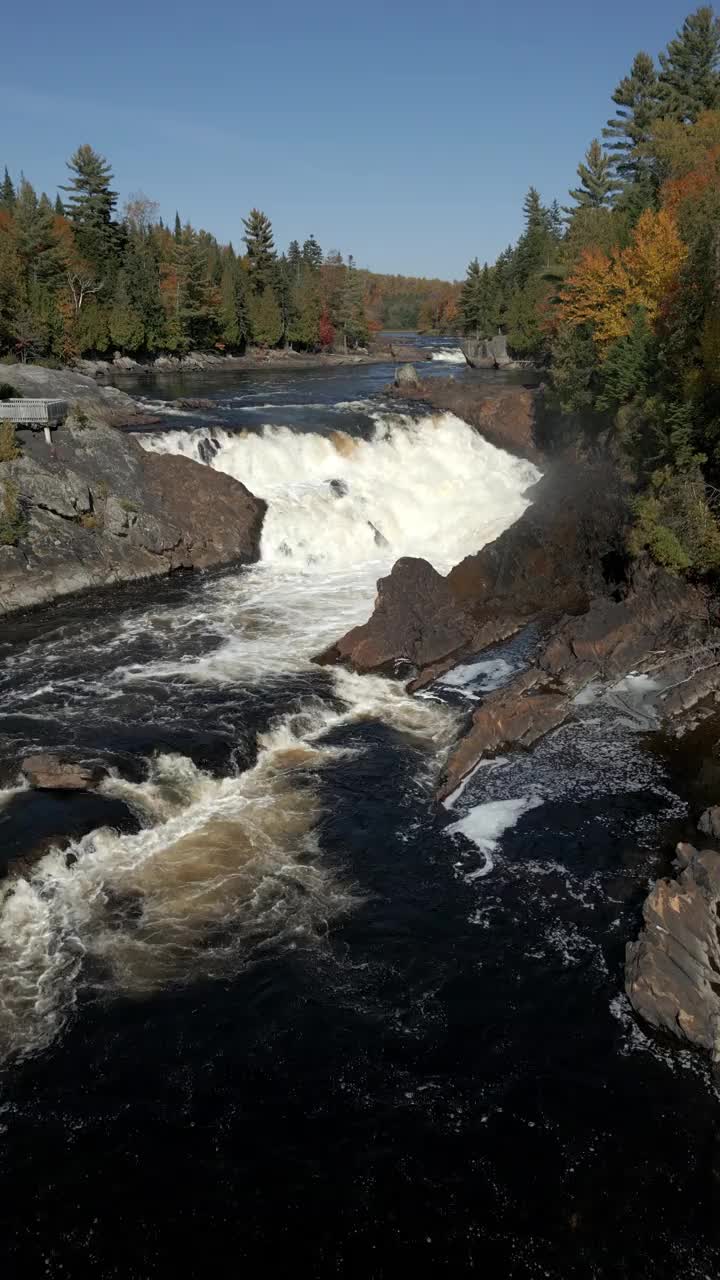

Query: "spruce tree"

xmin=109 ymin=272 xmax=145 ymax=352
xmin=54 ymin=193 xmax=64 ymax=216
xmin=337 ymin=258 xmax=368 ymax=350
xmin=249 ymin=287 xmax=283 ymax=346
xmin=242 ymin=208 xmax=276 ymax=293
xmin=13 ymin=177 xmax=60 ymax=286
xmin=174 ymin=212 xmax=182 ymax=241
xmin=603 ymin=52 xmax=661 ymax=186
xmin=0 ymin=168 xmax=15 ymax=213
xmin=287 ymin=239 xmax=302 ymax=279
xmin=568 ymin=139 xmax=622 ymax=209
xmin=514 ymin=188 xmax=552 ymax=286
xmin=460 ymin=258 xmax=482 ymax=335
xmin=302 ymin=235 xmax=322 ymax=269
xmin=219 ymin=257 xmax=249 ymax=349
xmin=658 ymin=5 xmax=720 ymax=122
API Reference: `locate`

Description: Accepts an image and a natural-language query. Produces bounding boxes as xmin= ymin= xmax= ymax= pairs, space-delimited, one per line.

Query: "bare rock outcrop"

xmin=0 ymin=414 xmax=266 ymax=616
xmin=21 ymin=753 xmax=108 ymax=791
xmin=626 ymin=842 xmax=720 ymax=1058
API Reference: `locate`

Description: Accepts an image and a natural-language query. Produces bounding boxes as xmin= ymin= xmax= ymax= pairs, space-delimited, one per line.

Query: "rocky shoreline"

xmin=74 ymin=340 xmax=438 ymax=380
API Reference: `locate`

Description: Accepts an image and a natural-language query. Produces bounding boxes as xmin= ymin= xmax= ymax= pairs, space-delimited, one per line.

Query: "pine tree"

xmin=603 ymin=52 xmax=661 ymax=187
xmin=0 ymin=168 xmax=15 ymax=213
xmin=658 ymin=5 xmax=720 ymax=122
xmin=568 ymin=139 xmax=622 ymax=210
xmin=302 ymin=235 xmax=322 ymax=269
xmin=54 ymin=193 xmax=64 ymax=216
xmin=174 ymin=212 xmax=182 ymax=241
xmin=548 ymin=199 xmax=565 ymax=240
xmin=242 ymin=208 xmax=276 ymax=293
xmin=460 ymin=258 xmax=482 ymax=335
xmin=61 ymin=144 xmax=118 ymax=269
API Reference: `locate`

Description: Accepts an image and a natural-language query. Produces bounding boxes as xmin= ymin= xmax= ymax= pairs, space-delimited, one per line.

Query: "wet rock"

xmin=626 ymin=842 xmax=720 ymax=1059
xmin=699 ymin=806 xmax=720 ymax=840
xmin=173 ymin=398 xmax=216 ymax=411
xmin=21 ymin=753 xmax=108 ymax=791
xmin=394 ymin=363 xmax=420 ymax=389
xmin=113 ymin=353 xmax=138 ymax=370
xmin=436 ymin=669 xmax=570 ymax=802
xmin=313 ymin=556 xmax=477 ymax=675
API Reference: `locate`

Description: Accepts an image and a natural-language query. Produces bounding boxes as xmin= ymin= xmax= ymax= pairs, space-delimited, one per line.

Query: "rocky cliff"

xmin=0 ymin=373 xmax=266 ymax=615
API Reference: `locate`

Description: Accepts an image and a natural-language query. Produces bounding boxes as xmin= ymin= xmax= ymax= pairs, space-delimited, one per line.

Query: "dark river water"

xmin=0 ymin=339 xmax=718 ymax=1277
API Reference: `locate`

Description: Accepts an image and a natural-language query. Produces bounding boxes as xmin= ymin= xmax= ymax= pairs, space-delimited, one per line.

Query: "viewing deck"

xmin=0 ymin=399 xmax=68 ymax=443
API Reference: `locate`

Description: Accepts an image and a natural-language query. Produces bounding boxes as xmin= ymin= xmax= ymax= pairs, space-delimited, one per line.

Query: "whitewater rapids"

xmin=0 ymin=409 xmax=539 ymax=1062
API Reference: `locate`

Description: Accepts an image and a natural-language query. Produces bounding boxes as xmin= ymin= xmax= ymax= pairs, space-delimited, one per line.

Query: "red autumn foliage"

xmin=319 ymin=307 xmax=335 ymax=350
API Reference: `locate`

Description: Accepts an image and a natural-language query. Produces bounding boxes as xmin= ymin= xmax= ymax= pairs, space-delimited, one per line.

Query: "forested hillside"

xmin=458 ymin=5 xmax=720 ymax=576
xmin=0 ymin=153 xmax=458 ymax=365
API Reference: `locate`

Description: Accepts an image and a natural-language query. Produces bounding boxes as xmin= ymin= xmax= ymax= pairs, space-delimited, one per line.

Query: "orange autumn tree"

xmin=558 ymin=208 xmax=687 ymax=354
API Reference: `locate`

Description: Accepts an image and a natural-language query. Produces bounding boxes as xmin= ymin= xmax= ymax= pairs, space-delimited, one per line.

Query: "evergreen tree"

xmin=61 ymin=145 xmax=118 ymax=259
xmin=242 ymin=208 xmax=276 ymax=293
xmin=459 ymin=259 xmax=499 ymax=337
xmin=514 ymin=188 xmax=552 ymax=286
xmin=337 ymin=257 xmax=368 ymax=350
xmin=658 ymin=5 xmax=720 ymax=122
xmin=13 ymin=177 xmax=60 ymax=287
xmin=548 ymin=199 xmax=565 ymax=240
xmin=0 ymin=168 xmax=15 ymax=213
xmin=123 ymin=235 xmax=165 ymax=351
xmin=595 ymin=309 xmax=655 ymax=412
xmin=54 ymin=193 xmax=64 ymax=215
xmin=219 ymin=257 xmax=250 ymax=349
xmin=288 ymin=270 xmax=321 ymax=348
xmin=568 ymin=139 xmax=622 ymax=210
xmin=603 ymin=52 xmax=661 ymax=186
xmin=109 ymin=272 xmax=145 ymax=352
xmin=174 ymin=212 xmax=182 ymax=241
xmin=287 ymin=239 xmax=302 ymax=279
xmin=249 ymin=287 xmax=283 ymax=346
xmin=302 ymin=235 xmax=322 ymax=269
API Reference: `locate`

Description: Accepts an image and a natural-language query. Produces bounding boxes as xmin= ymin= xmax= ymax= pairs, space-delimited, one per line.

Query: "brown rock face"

xmin=141 ymin=453 xmax=266 ymax=570
xmin=314 ymin=557 xmax=477 ymax=674
xmin=317 ymin=461 xmax=629 ymax=681
xmin=391 ymin=379 xmax=542 ymax=463
xmin=626 ymin=843 xmax=720 ymax=1058
xmin=437 ymin=669 xmax=570 ymax=802
xmin=22 ymin=754 xmax=108 ymax=791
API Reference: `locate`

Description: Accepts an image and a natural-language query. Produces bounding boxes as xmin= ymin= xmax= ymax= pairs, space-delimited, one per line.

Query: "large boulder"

xmin=22 ymin=753 xmax=108 ymax=791
xmin=314 ymin=557 xmax=477 ymax=674
xmin=0 ymin=409 xmax=266 ymax=616
xmin=626 ymin=842 xmax=720 ymax=1058
xmin=389 ymin=381 xmax=542 ymax=463
xmin=394 ymin=363 xmax=420 ymax=389
xmin=462 ymin=334 xmax=511 ymax=369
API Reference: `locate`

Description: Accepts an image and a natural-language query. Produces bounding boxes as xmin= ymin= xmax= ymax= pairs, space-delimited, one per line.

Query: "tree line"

xmin=459 ymin=5 xmax=720 ymax=575
xmin=0 ymin=149 xmax=459 ymax=364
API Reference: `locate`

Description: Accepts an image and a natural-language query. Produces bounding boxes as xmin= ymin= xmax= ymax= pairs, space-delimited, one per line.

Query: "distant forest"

xmin=0 ymin=154 xmax=459 ymax=364
xmin=458 ymin=5 xmax=720 ymax=578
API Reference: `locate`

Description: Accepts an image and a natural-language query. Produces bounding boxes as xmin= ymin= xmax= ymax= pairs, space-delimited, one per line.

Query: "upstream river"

xmin=0 ymin=340 xmax=718 ymax=1276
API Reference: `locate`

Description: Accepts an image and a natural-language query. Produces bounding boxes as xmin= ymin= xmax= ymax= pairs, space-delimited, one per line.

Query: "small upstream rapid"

xmin=0 ymin=349 xmax=718 ymax=1277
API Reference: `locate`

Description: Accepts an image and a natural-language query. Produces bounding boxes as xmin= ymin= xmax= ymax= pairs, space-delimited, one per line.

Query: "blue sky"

xmin=0 ymin=0 xmax=702 ymax=279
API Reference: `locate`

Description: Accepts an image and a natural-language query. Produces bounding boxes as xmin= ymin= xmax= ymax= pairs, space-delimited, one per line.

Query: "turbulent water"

xmin=0 ymin=347 xmax=718 ymax=1277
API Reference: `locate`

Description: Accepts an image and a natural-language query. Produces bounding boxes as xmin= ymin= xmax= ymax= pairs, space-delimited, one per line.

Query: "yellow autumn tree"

xmin=559 ymin=208 xmax=686 ymax=355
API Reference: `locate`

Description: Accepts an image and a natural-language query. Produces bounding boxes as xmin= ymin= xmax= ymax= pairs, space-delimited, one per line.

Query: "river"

xmin=0 ymin=339 xmax=718 ymax=1276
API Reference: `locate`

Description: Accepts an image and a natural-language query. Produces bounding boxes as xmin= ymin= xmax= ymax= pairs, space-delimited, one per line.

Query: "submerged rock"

xmin=21 ymin=754 xmax=108 ymax=791
xmin=626 ymin=842 xmax=720 ymax=1059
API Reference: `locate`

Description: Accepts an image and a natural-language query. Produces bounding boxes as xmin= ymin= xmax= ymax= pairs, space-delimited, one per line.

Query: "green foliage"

xmin=61 ymin=144 xmax=119 ymax=269
xmin=595 ymin=310 xmax=655 ymax=412
xmin=550 ymin=324 xmax=599 ymax=413
xmin=0 ymin=478 xmax=27 ymax=545
xmin=0 ymin=422 xmax=21 ymax=461
xmin=603 ymin=51 xmax=662 ymax=189
xmin=0 ymin=382 xmax=19 ymax=400
xmin=568 ymin=139 xmax=622 ymax=210
xmin=249 ymin=288 xmax=283 ymax=347
xmin=459 ymin=259 xmax=499 ymax=338
xmin=629 ymin=466 xmax=720 ymax=573
xmin=658 ymin=5 xmax=720 ymax=122
xmin=243 ymin=209 xmax=276 ymax=294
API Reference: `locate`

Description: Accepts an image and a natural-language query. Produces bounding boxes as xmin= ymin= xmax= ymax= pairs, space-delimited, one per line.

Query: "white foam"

xmin=136 ymin=412 xmax=539 ymax=575
xmin=431 ymin=349 xmax=466 ymax=365
xmin=439 ymin=657 xmax=515 ymax=699
xmin=445 ymin=795 xmax=544 ymax=880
